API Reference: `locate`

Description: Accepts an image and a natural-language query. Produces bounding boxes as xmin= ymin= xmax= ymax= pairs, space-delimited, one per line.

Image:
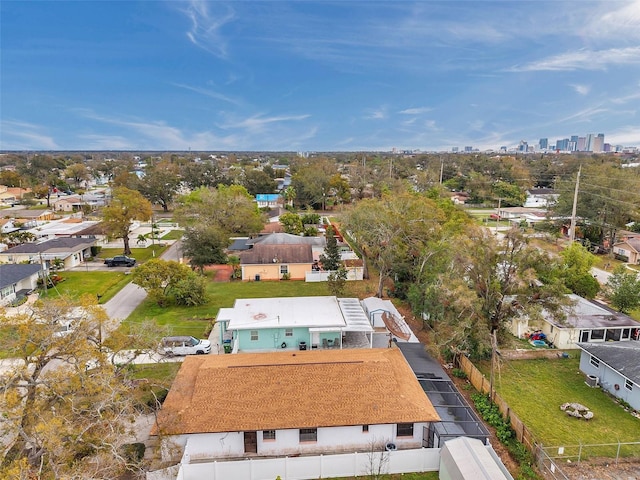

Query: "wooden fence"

xmin=457 ymin=354 xmax=538 ymax=453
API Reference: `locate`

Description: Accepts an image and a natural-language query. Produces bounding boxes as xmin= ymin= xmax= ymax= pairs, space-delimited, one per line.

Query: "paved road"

xmin=591 ymin=266 xmax=612 ymax=285
xmin=101 ymin=240 xmax=181 ymax=333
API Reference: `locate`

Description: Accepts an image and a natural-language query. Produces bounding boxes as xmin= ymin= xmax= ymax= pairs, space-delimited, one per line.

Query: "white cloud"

xmin=570 ymin=84 xmax=590 ymax=95
xmin=0 ymin=120 xmax=59 ymax=150
xmin=398 ymin=107 xmax=432 ymax=115
xmin=181 ymin=0 xmax=235 ymax=58
xmin=509 ymin=46 xmax=640 ymax=72
xmin=220 ymin=113 xmax=311 ymax=133
xmin=585 ymin=1 xmax=640 ymax=40
xmin=364 ymin=107 xmax=387 ymax=120
xmin=171 ymin=83 xmax=242 ymax=106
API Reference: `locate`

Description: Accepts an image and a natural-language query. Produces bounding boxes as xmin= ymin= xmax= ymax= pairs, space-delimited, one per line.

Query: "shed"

xmin=439 ymin=436 xmax=512 ymax=480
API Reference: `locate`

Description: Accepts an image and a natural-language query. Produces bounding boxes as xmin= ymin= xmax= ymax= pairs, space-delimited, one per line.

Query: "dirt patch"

xmin=560 ymin=458 xmax=640 ymax=479
xmin=203 ymin=264 xmax=233 ymax=282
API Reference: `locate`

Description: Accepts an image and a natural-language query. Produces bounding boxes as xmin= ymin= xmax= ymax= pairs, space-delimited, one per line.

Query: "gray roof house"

xmin=0 ymin=263 xmax=42 ymax=306
xmin=0 ymin=237 xmax=96 ymax=270
xmin=510 ymin=294 xmax=640 ymax=349
xmin=577 ymin=342 xmax=640 ymax=411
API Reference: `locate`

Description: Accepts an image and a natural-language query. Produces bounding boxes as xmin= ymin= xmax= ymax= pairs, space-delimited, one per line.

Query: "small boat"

xmin=530 ymin=339 xmax=546 ymax=347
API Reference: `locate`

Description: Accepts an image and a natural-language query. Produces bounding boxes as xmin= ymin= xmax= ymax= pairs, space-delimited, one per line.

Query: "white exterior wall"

xmin=182 ymin=432 xmax=245 ymax=462
xmin=579 ymin=354 xmax=640 ymax=412
xmin=178 ymin=423 xmax=428 ymax=462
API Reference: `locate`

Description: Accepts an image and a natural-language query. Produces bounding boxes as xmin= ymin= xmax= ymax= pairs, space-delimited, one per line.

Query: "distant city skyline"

xmin=2 ymin=1 xmax=640 ymax=152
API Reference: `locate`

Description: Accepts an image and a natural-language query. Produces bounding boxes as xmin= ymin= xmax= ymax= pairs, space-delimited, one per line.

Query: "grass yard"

xmin=97 ymin=245 xmax=168 ymax=263
xmin=40 ymin=271 xmax=131 ymax=303
xmin=124 ymin=279 xmax=334 ymax=338
xmin=477 ymin=357 xmax=640 ymax=450
xmin=160 ymin=230 xmax=183 ymax=240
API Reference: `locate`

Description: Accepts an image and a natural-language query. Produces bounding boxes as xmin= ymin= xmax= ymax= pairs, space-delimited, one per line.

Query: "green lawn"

xmin=160 ymin=230 xmax=183 ymax=240
xmin=97 ymin=245 xmax=168 ymax=263
xmin=41 ymin=271 xmax=131 ymax=303
xmin=477 ymin=357 xmax=640 ymax=449
xmin=123 ymin=279 xmax=332 ymax=338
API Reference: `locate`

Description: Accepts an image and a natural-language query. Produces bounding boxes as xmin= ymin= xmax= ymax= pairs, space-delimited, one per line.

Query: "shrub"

xmin=451 ymin=368 xmax=467 ymax=379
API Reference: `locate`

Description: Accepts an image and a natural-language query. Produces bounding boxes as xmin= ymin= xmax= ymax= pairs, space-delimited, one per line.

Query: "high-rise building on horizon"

xmin=539 ymin=138 xmax=548 ymax=149
xmin=577 ymin=137 xmax=586 ymax=151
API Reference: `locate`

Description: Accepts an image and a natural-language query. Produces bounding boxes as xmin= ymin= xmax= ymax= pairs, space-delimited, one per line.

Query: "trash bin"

xmin=299 ymin=341 xmax=307 ymax=351
xmin=223 ymin=344 xmax=232 ymax=354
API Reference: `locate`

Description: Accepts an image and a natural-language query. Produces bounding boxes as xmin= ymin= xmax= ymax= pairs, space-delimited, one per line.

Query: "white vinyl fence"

xmin=176 ymin=448 xmax=441 ymax=480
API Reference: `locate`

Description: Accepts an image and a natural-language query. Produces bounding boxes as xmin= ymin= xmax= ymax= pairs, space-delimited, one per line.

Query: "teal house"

xmin=217 ymin=296 xmax=374 ymax=353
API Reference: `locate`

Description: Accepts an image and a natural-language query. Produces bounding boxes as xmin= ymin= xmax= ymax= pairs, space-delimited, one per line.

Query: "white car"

xmin=161 ymin=336 xmax=211 ymax=356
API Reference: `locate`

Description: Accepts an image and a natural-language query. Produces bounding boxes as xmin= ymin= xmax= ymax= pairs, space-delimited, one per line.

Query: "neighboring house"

xmin=496 ymin=206 xmax=546 ymax=223
xmin=255 ymin=193 xmax=282 ymax=208
xmin=0 ymin=219 xmax=19 ymax=234
xmin=510 ymin=294 xmax=640 ymax=349
xmin=51 ymin=193 xmax=106 ymax=212
xmin=28 ymin=217 xmax=100 ymax=240
xmin=612 ymin=237 xmax=640 ymax=263
xmin=577 ymin=342 xmax=640 ymax=411
xmin=523 ymin=188 xmax=559 ymax=209
xmin=0 ymin=186 xmax=31 ymax=205
xmin=153 ymin=348 xmax=440 ymax=463
xmin=239 ymin=243 xmax=313 ymax=280
xmin=0 ymin=237 xmax=96 ymax=269
xmin=8 ymin=209 xmax=56 ymax=228
xmin=449 ymin=192 xmax=470 ymax=205
xmin=0 ymin=263 xmax=42 ymax=306
xmin=216 ymin=296 xmax=374 ymax=352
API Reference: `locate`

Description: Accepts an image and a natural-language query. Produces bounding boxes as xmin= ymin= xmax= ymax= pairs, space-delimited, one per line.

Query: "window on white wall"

xmin=589 ymin=356 xmax=600 ymax=368
xmin=396 ymin=423 xmax=414 ymax=437
xmin=299 ymin=428 xmax=317 ymax=442
xmin=263 ymin=430 xmax=276 ymax=441
xmin=625 ymin=379 xmax=633 ymax=391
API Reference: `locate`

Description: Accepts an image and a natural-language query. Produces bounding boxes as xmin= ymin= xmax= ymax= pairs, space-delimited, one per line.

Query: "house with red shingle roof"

xmin=154 ymin=348 xmax=439 ymax=463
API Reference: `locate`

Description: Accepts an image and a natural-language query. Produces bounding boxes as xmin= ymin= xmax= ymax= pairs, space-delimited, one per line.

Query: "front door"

xmin=244 ymin=431 xmax=257 ymax=454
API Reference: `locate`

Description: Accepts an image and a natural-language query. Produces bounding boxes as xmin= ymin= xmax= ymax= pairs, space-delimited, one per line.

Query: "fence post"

xmin=578 ymin=442 xmax=582 ymax=464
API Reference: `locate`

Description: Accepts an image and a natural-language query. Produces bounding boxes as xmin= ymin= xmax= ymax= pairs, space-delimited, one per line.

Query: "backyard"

xmin=476 ymin=356 xmax=640 ymax=453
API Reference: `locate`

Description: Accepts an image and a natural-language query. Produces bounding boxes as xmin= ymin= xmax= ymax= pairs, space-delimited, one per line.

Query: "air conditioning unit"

xmin=585 ymin=375 xmax=600 ymax=388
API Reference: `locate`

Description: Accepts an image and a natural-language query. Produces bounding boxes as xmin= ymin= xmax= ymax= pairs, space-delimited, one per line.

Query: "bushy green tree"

xmin=606 ymin=266 xmax=640 ymax=313
xmin=279 ymin=212 xmax=303 ymax=234
xmin=131 ymin=259 xmax=207 ymax=307
xmin=319 ymin=226 xmax=341 ymax=271
xmin=182 ymin=225 xmax=229 ymax=274
xmin=327 ymin=266 xmax=348 ymax=297
xmin=102 ymin=186 xmax=153 ymax=255
xmin=559 ymin=242 xmax=600 ymax=299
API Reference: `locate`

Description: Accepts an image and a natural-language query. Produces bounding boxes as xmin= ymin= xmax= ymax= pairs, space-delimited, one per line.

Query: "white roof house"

xmin=217 ymin=296 xmax=374 ymax=352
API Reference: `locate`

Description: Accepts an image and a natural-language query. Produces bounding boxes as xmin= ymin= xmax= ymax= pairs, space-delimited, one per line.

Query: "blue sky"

xmin=1 ymin=1 xmax=640 ymax=152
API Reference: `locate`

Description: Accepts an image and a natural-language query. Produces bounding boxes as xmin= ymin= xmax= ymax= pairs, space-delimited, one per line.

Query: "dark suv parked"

xmin=104 ymin=255 xmax=136 ymax=267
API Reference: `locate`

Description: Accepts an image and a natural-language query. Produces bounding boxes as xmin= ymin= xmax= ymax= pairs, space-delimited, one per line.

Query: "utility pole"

xmin=439 ymin=157 xmax=444 ymax=185
xmin=569 ymin=165 xmax=581 ymax=243
xmin=495 ymin=197 xmax=502 ymax=235
xmin=489 ymin=330 xmax=497 ymax=403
